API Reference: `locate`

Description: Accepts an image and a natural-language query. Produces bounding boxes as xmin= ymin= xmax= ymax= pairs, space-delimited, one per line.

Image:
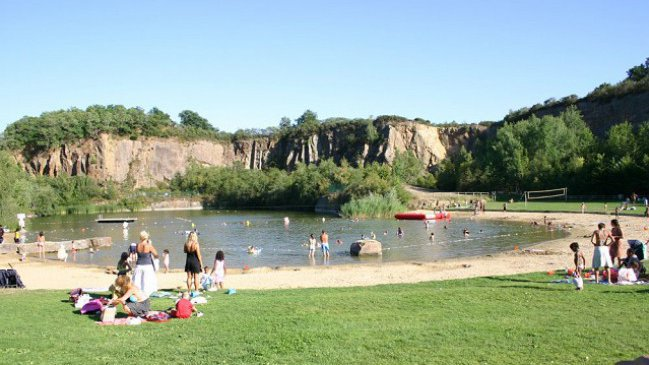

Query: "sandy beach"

xmin=2 ymin=211 xmax=647 ymax=291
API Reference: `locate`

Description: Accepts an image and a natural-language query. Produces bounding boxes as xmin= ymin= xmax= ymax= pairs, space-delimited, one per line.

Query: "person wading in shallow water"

xmin=320 ymin=230 xmax=330 ymax=259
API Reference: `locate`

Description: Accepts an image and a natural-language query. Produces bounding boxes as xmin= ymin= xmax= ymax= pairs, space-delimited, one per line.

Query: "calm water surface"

xmin=27 ymin=210 xmax=567 ymax=269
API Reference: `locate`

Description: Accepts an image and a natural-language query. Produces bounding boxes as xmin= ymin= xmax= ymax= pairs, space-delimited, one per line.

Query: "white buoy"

xmin=283 ymin=217 xmax=290 ymax=225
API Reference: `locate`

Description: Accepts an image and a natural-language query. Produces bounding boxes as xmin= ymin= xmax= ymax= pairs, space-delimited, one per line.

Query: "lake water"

xmin=27 ymin=210 xmax=567 ymax=269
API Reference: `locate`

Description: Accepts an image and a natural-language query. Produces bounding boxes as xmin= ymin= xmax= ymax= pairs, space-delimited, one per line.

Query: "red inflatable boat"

xmin=394 ymin=212 xmax=451 ymax=220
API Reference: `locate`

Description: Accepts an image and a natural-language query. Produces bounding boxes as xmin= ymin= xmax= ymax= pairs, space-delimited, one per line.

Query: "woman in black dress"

xmin=184 ymin=231 xmax=203 ymax=292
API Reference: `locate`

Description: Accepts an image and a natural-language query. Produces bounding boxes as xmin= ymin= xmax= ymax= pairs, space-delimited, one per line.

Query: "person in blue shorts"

xmin=320 ymin=230 xmax=330 ymax=259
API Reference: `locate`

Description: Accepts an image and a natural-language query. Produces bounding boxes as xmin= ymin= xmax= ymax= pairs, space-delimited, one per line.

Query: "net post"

xmin=524 ymin=191 xmax=527 ymax=207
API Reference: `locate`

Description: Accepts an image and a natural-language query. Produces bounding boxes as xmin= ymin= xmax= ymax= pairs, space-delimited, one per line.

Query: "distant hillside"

xmin=503 ymin=58 xmax=649 ymax=136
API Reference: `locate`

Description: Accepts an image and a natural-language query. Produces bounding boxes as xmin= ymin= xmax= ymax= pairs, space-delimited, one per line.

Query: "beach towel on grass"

xmin=96 ymin=312 xmax=172 ymax=325
xmin=97 ymin=318 xmax=149 ymax=326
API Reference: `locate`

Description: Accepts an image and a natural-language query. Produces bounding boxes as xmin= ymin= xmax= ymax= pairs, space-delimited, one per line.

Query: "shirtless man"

xmin=590 ymin=223 xmax=613 ymax=284
xmin=320 ymin=230 xmax=330 ymax=259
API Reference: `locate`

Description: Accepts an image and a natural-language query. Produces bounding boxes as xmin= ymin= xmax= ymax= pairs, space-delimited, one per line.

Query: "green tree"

xmin=279 ymin=117 xmax=292 ymax=129
xmin=626 ymin=57 xmax=649 ymax=81
xmin=179 ymin=110 xmax=215 ymax=131
xmin=392 ymin=150 xmax=423 ymax=183
xmin=293 ymin=110 xmax=320 ymax=137
xmin=605 ymin=122 xmax=636 ymax=158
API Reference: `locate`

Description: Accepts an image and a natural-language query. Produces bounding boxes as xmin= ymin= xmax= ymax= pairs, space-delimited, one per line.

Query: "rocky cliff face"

xmin=506 ymin=91 xmax=649 ymax=136
xmin=15 ymin=122 xmax=486 ymax=188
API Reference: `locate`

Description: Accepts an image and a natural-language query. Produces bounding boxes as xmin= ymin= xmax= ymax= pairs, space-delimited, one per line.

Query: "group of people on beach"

xmin=107 ymin=229 xmax=228 ymax=316
xmin=570 ymin=219 xmax=644 ymax=288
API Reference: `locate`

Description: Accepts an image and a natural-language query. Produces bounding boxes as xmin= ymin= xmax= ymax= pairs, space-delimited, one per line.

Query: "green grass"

xmin=1 ymin=273 xmax=648 ymax=364
xmin=484 ymin=201 xmax=647 ymax=216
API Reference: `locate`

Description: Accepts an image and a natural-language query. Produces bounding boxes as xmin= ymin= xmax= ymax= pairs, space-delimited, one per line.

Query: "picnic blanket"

xmin=97 ymin=317 xmax=150 ymax=326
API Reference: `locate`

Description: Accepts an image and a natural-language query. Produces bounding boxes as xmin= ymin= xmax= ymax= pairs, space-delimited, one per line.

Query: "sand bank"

xmin=1 ymin=212 xmax=647 ymax=291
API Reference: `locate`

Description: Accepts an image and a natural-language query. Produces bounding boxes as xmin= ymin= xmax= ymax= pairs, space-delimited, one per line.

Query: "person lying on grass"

xmin=109 ymin=275 xmax=150 ymax=318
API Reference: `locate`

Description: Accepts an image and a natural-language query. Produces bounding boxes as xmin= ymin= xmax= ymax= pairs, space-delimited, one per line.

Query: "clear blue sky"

xmin=0 ymin=1 xmax=646 ymax=132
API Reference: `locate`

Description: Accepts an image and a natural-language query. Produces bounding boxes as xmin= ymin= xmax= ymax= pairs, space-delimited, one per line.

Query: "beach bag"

xmin=572 ymin=276 xmax=583 ymax=290
xmin=81 ymin=299 xmax=103 ymax=314
xmin=101 ymin=306 xmax=116 ymax=323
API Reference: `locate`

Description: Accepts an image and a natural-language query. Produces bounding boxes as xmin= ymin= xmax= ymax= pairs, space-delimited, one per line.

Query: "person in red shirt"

xmin=171 ymin=292 xmax=196 ymax=319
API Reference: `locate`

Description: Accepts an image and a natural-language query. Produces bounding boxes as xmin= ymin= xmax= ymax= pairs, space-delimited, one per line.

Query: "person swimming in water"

xmin=397 ymin=227 xmax=404 ymax=238
xmin=463 ymin=228 xmax=470 ymax=237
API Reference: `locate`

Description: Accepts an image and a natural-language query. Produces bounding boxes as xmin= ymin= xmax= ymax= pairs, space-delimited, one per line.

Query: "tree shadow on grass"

xmin=598 ymin=287 xmax=649 ymax=295
xmin=483 ymin=276 xmax=547 ymax=284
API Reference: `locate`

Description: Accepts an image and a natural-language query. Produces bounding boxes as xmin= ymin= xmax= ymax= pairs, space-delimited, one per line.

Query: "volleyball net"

xmin=524 ymin=187 xmax=567 ymax=205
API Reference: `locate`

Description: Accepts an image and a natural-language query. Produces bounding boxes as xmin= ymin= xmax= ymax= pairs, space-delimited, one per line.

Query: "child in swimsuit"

xmin=162 ymin=249 xmax=170 ymax=273
xmin=569 ymin=242 xmax=586 ymax=275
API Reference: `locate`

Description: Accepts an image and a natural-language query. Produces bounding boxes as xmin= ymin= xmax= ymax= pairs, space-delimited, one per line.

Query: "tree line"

xmin=170 ymin=152 xmax=423 ymax=218
xmin=435 ymin=106 xmax=649 ymax=194
xmin=0 ymin=150 xmax=155 ymax=224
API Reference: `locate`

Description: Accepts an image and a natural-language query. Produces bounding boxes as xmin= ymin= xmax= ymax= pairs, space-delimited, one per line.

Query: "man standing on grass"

xmin=320 ymin=230 xmax=330 ymax=259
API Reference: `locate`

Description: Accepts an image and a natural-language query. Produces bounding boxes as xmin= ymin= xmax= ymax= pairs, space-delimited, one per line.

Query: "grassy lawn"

xmin=1 ymin=273 xmax=648 ymax=364
xmin=484 ymin=201 xmax=647 ymax=216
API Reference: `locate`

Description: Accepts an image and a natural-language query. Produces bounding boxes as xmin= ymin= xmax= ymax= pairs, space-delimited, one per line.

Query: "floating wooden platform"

xmin=95 ymin=218 xmax=137 ymax=223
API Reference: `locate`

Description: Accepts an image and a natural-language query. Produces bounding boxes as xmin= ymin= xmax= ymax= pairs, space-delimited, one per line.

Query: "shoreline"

xmin=1 ymin=211 xmax=646 ymax=291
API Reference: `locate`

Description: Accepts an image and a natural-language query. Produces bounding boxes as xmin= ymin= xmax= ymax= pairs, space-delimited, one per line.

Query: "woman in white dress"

xmin=131 ymin=231 xmax=159 ymax=296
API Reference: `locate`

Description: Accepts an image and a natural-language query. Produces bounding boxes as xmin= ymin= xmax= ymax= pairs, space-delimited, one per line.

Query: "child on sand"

xmin=200 ymin=266 xmax=214 ymax=290
xmin=162 ymin=249 xmax=170 ymax=273
xmin=36 ymin=231 xmax=46 ymax=259
xmin=210 ymin=250 xmax=226 ymax=290
xmin=116 ymin=252 xmax=132 ymax=276
xmin=569 ymin=242 xmax=586 ymax=275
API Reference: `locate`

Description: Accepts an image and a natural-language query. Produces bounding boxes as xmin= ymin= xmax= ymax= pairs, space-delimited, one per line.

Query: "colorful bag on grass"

xmin=81 ymin=299 xmax=103 ymax=314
